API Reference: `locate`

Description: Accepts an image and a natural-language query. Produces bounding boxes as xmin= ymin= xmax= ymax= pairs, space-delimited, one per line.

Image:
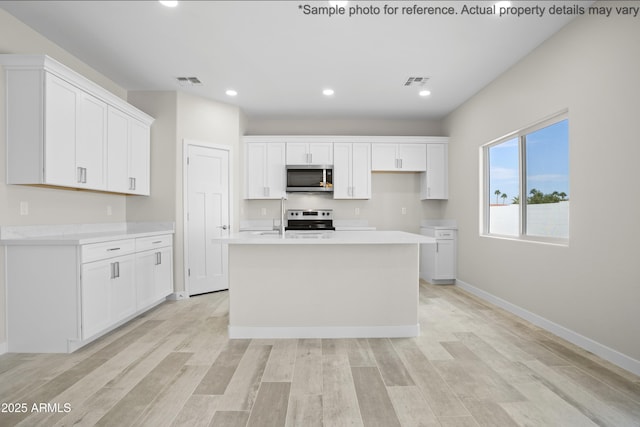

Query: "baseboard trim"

xmin=229 ymin=324 xmax=420 ymax=339
xmin=0 ymin=341 xmax=7 ymax=355
xmin=455 ymin=279 xmax=640 ymax=377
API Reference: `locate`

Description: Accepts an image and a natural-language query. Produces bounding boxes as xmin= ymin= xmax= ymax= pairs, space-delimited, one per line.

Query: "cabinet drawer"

xmin=136 ymin=234 xmax=173 ymax=252
xmin=434 ymin=229 xmax=455 ymax=239
xmin=81 ymin=239 xmax=135 ymax=263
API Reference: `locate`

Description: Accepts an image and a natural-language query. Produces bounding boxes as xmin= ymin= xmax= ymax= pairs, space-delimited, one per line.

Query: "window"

xmin=483 ymin=112 xmax=569 ymax=243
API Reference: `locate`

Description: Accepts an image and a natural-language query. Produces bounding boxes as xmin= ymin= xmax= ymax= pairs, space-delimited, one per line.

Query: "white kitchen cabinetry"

xmin=286 ymin=142 xmax=333 ymax=165
xmin=81 ymin=251 xmax=136 ymax=339
xmin=420 ymin=224 xmax=456 ymax=284
xmin=107 ymin=107 xmax=151 ymax=195
xmin=333 ymin=143 xmax=371 ymax=199
xmin=371 ymin=143 xmax=427 ymax=171
xmin=3 ymin=230 xmax=173 ymax=353
xmin=245 ymin=142 xmax=286 ymax=199
xmin=420 ymin=143 xmax=449 ymax=200
xmin=135 ymin=235 xmax=174 ymax=310
xmin=0 ymin=54 xmax=153 ymax=195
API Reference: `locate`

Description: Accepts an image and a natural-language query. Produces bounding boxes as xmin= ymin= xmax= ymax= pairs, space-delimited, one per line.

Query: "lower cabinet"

xmin=135 ymin=239 xmax=173 ymax=310
xmin=81 ymin=254 xmax=136 ymax=339
xmin=4 ymin=232 xmax=174 ymax=353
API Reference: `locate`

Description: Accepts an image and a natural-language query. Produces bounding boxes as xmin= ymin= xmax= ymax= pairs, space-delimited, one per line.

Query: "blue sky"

xmin=489 ymin=119 xmax=569 ymax=203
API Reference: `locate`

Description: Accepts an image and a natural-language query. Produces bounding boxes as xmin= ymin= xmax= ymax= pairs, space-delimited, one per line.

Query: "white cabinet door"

xmin=107 ymin=107 xmax=130 ymax=193
xmin=245 ymin=142 xmax=285 ymax=199
xmin=81 ymin=260 xmax=111 ymax=339
xmin=286 ymin=142 xmax=332 ymax=165
xmin=154 ymin=247 xmax=173 ymax=299
xmin=308 ymin=143 xmax=333 ymax=165
xmin=44 ymin=73 xmax=78 ymax=187
xmin=434 ymin=239 xmax=455 ymax=280
xmin=351 ymin=143 xmax=371 ymax=199
xmin=110 ymin=255 xmax=136 ymax=323
xmin=81 ymin=254 xmax=136 ymax=339
xmin=128 ymin=119 xmax=150 ymax=195
xmin=332 ymin=143 xmax=351 ymax=199
xmin=135 ymin=250 xmax=157 ymax=310
xmin=286 ymin=143 xmax=309 ymax=164
xmin=135 ymin=247 xmax=173 ymax=310
xmin=371 ymin=144 xmax=397 ymax=171
xmin=334 ymin=143 xmax=371 ymax=199
xmin=76 ymin=92 xmax=107 ymax=190
xmin=421 ymin=143 xmax=448 ymax=199
xmin=106 ymin=107 xmax=151 ymax=195
xmin=265 ymin=144 xmax=286 ymax=198
xmin=398 ymin=144 xmax=427 ymax=171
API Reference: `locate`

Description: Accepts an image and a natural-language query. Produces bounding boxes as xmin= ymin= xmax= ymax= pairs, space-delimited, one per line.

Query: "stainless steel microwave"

xmin=286 ymin=165 xmax=333 ymax=192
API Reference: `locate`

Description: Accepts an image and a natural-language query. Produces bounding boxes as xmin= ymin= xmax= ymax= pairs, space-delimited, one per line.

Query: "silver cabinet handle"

xmin=129 ymin=177 xmax=136 ymax=191
xmin=77 ymin=167 xmax=87 ymax=183
xmin=218 ymin=225 xmax=228 ymax=230
xmin=107 ymin=247 xmax=121 ymax=252
xmin=155 ymin=251 xmax=162 ymax=265
xmin=110 ymin=261 xmax=120 ymax=279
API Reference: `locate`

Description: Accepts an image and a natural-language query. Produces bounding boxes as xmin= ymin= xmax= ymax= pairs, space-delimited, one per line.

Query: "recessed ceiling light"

xmin=323 ymin=88 xmax=335 ymax=96
xmin=159 ymin=1 xmax=178 ymax=7
xmin=226 ymin=89 xmax=238 ymax=97
xmin=419 ymin=90 xmax=431 ymax=97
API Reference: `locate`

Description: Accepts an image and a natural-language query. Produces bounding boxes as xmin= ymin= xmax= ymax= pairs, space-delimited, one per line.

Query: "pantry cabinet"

xmin=0 ymin=54 xmax=153 ymax=195
xmin=245 ymin=142 xmax=286 ymax=199
xmin=333 ymin=143 xmax=371 ymax=199
xmin=371 ymin=143 xmax=427 ymax=171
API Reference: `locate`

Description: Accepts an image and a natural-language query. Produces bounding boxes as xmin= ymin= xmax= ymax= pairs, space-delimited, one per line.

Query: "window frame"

xmin=481 ymin=110 xmax=569 ymax=245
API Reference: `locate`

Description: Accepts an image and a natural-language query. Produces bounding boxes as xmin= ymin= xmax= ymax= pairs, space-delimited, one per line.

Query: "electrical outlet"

xmin=107 ymin=205 xmax=113 ymax=216
xmin=401 ymin=207 xmax=407 ymax=215
xmin=355 ymin=207 xmax=360 ymax=215
xmin=261 ymin=207 xmax=267 ymax=216
xmin=19 ymin=201 xmax=29 ymax=215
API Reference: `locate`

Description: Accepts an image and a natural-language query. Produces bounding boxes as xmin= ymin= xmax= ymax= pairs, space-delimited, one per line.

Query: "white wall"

xmin=444 ymin=2 xmax=640 ymax=370
xmin=127 ymin=91 xmax=243 ymax=294
xmin=0 ymin=10 xmax=131 ymax=350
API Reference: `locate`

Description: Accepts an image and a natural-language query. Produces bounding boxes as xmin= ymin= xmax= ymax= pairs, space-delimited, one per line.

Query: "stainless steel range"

xmin=285 ymin=209 xmax=335 ymax=231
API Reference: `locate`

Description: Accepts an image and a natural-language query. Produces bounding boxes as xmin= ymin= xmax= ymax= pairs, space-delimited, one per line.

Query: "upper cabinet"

xmin=333 ymin=143 xmax=371 ymax=199
xmin=421 ymin=143 xmax=449 ymax=200
xmin=0 ymin=54 xmax=153 ymax=195
xmin=371 ymin=143 xmax=427 ymax=171
xmin=107 ymin=107 xmax=150 ymax=195
xmin=244 ymin=141 xmax=286 ymax=199
xmin=286 ymin=142 xmax=333 ymax=165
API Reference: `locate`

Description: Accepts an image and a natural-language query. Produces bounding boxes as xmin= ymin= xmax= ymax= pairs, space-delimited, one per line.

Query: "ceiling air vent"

xmin=404 ymin=77 xmax=430 ymax=87
xmin=176 ymin=76 xmax=203 ymax=86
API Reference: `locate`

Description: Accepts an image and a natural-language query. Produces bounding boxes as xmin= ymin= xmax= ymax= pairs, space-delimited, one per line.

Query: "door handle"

xmin=218 ymin=225 xmax=228 ymax=230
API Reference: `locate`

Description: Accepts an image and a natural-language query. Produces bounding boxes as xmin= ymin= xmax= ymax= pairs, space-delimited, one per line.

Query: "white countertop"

xmin=217 ymin=230 xmax=435 ymax=245
xmin=0 ymin=222 xmax=175 ymax=245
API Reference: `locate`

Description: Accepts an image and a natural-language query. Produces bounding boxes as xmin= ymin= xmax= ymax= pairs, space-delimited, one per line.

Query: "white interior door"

xmin=185 ymin=143 xmax=230 ymax=295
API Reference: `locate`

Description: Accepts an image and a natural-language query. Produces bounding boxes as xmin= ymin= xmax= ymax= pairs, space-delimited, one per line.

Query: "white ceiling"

xmin=0 ymin=1 xmax=592 ymax=119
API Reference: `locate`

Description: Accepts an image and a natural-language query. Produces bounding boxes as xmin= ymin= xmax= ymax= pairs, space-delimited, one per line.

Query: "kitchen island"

xmin=216 ymin=231 xmax=435 ymax=339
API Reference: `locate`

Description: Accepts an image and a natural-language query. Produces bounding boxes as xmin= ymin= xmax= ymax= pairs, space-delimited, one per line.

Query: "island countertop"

xmin=215 ymin=230 xmax=436 ymax=245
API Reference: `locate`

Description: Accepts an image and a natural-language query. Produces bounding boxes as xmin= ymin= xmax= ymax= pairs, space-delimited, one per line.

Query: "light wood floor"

xmin=1 ymin=282 xmax=639 ymax=427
